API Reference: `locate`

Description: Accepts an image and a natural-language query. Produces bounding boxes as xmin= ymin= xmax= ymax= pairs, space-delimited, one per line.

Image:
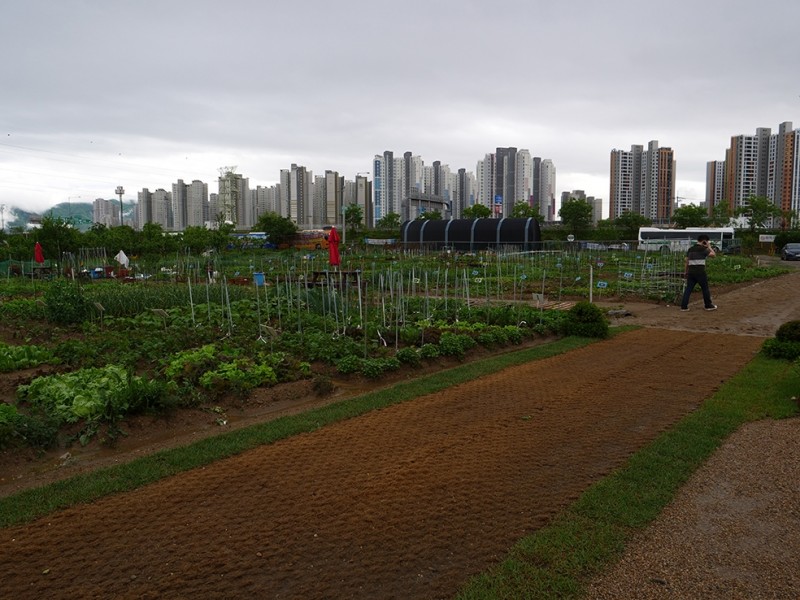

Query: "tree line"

xmin=6 ymin=195 xmax=797 ymax=263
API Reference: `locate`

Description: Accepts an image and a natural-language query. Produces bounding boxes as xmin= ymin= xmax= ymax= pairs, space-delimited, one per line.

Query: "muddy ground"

xmin=1 ymin=264 xmax=799 ymax=599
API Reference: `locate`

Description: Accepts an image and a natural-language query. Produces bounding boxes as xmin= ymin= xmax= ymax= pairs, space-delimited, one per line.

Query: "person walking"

xmin=680 ymin=234 xmax=717 ymax=311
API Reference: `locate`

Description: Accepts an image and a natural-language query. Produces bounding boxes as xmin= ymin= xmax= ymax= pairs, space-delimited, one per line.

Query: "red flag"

xmin=327 ymin=227 xmax=341 ymax=267
xmin=34 ymin=242 xmax=45 ymax=264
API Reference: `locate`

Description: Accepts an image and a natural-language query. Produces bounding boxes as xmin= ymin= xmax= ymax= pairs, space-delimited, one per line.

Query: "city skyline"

xmin=2 ymin=1 xmax=797 ymax=219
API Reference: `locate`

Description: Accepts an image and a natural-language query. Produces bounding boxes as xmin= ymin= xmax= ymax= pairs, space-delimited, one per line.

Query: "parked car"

xmin=781 ymin=242 xmax=800 ymax=261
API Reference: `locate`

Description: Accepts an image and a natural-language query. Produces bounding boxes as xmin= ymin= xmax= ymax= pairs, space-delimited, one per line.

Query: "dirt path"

xmin=2 ymin=269 xmax=799 ymax=599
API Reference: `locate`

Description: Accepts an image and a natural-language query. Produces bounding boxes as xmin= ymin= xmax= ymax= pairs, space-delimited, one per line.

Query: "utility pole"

xmin=115 ymin=186 xmax=125 ymax=226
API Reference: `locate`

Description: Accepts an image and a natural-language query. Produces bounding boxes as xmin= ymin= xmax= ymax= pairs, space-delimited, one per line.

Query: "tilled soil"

xmin=2 ymin=268 xmax=799 ymax=599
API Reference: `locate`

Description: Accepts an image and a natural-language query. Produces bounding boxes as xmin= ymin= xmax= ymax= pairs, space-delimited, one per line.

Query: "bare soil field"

xmin=1 ymin=265 xmax=799 ymax=599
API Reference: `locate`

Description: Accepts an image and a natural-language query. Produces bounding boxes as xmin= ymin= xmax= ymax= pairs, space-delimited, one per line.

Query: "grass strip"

xmin=0 ymin=335 xmax=598 ymax=529
xmin=456 ymin=354 xmax=799 ymax=599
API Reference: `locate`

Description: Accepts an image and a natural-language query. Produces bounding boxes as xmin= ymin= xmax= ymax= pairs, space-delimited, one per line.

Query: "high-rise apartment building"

xmin=705 ymin=161 xmax=726 ymax=213
xmin=169 ymin=179 xmax=208 ymax=231
xmin=187 ymin=180 xmax=208 ymax=227
xmin=515 ymin=149 xmax=533 ymax=208
xmin=92 ymin=198 xmax=119 ymax=227
xmin=723 ymin=128 xmax=770 ymax=213
xmin=610 ymin=141 xmax=674 ymax=223
xmin=251 ymin=185 xmax=278 ymax=222
xmin=536 ymin=158 xmax=556 ymax=220
xmin=280 ymin=164 xmax=313 ymax=226
xmin=708 ymin=121 xmax=800 ymax=226
xmin=136 ymin=188 xmax=152 ymax=230
xmin=561 ymin=190 xmax=603 ymax=223
xmin=475 ymin=153 xmax=495 ymax=211
xmin=171 ymin=180 xmax=188 ymax=232
xmin=373 ymin=151 xmax=401 ymax=222
xmin=452 ymin=168 xmax=474 ymax=219
xmin=474 ymin=148 xmax=537 ymax=217
xmin=355 ymin=174 xmax=372 ymax=227
xmin=151 ymin=188 xmax=172 ymax=230
xmin=494 ymin=147 xmax=517 ymax=217
xmin=767 ymin=122 xmax=798 ymax=219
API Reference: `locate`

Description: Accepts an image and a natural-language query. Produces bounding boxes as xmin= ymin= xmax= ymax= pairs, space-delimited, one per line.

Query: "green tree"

xmin=710 ymin=202 xmax=732 ymax=227
xmin=672 ymin=204 xmax=710 ymax=228
xmin=462 ymin=204 xmax=491 ymax=219
xmin=103 ymin=226 xmax=137 ymax=257
xmin=138 ymin=222 xmax=178 ymax=256
xmin=344 ymin=204 xmax=363 ymax=232
xmin=594 ymin=218 xmax=622 ymax=241
xmin=253 ymin=212 xmax=298 ymax=246
xmin=735 ymin=196 xmax=783 ymax=231
xmin=416 ymin=210 xmax=442 ymax=221
xmin=614 ymin=211 xmax=651 ymax=240
xmin=558 ymin=199 xmax=594 ymax=233
xmin=181 ymin=226 xmax=215 ymax=255
xmin=210 ymin=221 xmax=236 ymax=252
xmin=780 ymin=209 xmax=799 ymax=230
xmin=510 ymin=202 xmax=543 ymax=220
xmin=36 ymin=215 xmax=82 ymax=257
xmin=375 ymin=212 xmax=401 ymax=230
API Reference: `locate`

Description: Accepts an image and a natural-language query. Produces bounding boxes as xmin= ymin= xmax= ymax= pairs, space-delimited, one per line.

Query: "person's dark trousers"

xmin=681 ymin=271 xmax=713 ymax=309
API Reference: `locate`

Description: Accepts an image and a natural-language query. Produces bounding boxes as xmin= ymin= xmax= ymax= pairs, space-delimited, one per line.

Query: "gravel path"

xmin=585 ymin=417 xmax=800 ymax=599
xmin=587 ymin=265 xmax=800 ymax=599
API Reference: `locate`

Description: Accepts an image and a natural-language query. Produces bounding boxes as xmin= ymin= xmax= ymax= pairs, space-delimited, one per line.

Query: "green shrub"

xmin=419 ymin=343 xmax=440 ymax=359
xmin=775 ymin=320 xmax=800 ymax=342
xmin=360 ymin=357 xmax=401 ymax=379
xmin=0 ymin=401 xmax=61 ymax=451
xmin=0 ymin=298 xmax=46 ymax=321
xmin=0 ymin=403 xmax=18 ymax=449
xmin=503 ymin=325 xmax=524 ymax=344
xmin=43 ymin=280 xmax=92 ymax=325
xmin=164 ymin=344 xmax=218 ymax=384
xmin=335 ymin=355 xmax=364 ymax=375
xmin=53 ymin=339 xmax=100 ymax=368
xmin=398 ymin=327 xmax=421 ymax=346
xmin=396 ymin=347 xmax=421 ymax=366
xmin=198 ymin=360 xmax=278 ymax=393
xmin=761 ymin=339 xmax=800 ymax=361
xmin=11 ymin=412 xmax=60 ymax=450
xmin=563 ymin=301 xmax=609 ymax=338
xmin=439 ymin=332 xmax=477 ymax=359
xmin=125 ymin=377 xmax=178 ymax=413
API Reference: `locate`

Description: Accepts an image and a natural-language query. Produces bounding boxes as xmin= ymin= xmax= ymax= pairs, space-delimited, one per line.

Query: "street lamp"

xmin=115 ymin=186 xmax=125 ymax=226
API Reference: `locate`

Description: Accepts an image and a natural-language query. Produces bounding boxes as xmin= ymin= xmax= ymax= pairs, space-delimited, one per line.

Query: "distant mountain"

xmin=6 ymin=201 xmax=134 ymax=232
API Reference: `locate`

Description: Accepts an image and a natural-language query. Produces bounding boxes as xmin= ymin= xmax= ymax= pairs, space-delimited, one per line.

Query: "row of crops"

xmin=0 ymin=246 xmax=786 ymax=451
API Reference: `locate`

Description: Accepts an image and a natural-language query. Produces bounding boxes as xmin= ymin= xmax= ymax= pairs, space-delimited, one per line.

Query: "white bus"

xmin=637 ymin=227 xmax=736 ymax=254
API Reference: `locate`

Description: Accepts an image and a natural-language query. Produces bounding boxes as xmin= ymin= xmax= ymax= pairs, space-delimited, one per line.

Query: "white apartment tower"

xmin=151 ymin=188 xmax=172 ymax=229
xmin=280 ymin=164 xmax=313 ymax=226
xmin=475 ymin=153 xmax=495 ymax=211
xmin=531 ymin=157 xmax=557 ymax=220
xmin=171 ymin=180 xmax=188 ymax=232
xmin=610 ymin=141 xmax=674 ymax=223
xmin=92 ymin=198 xmax=119 ymax=227
xmin=187 ymin=180 xmax=208 ymax=228
xmin=136 ymin=189 xmax=152 ymax=230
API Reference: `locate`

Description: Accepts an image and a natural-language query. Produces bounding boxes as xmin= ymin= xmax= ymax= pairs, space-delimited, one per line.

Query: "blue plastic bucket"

xmin=253 ymin=272 xmax=265 ymax=286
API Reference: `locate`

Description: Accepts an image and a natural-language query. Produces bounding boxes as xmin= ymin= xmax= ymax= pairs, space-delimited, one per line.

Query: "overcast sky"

xmin=1 ymin=0 xmax=798 ymax=221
